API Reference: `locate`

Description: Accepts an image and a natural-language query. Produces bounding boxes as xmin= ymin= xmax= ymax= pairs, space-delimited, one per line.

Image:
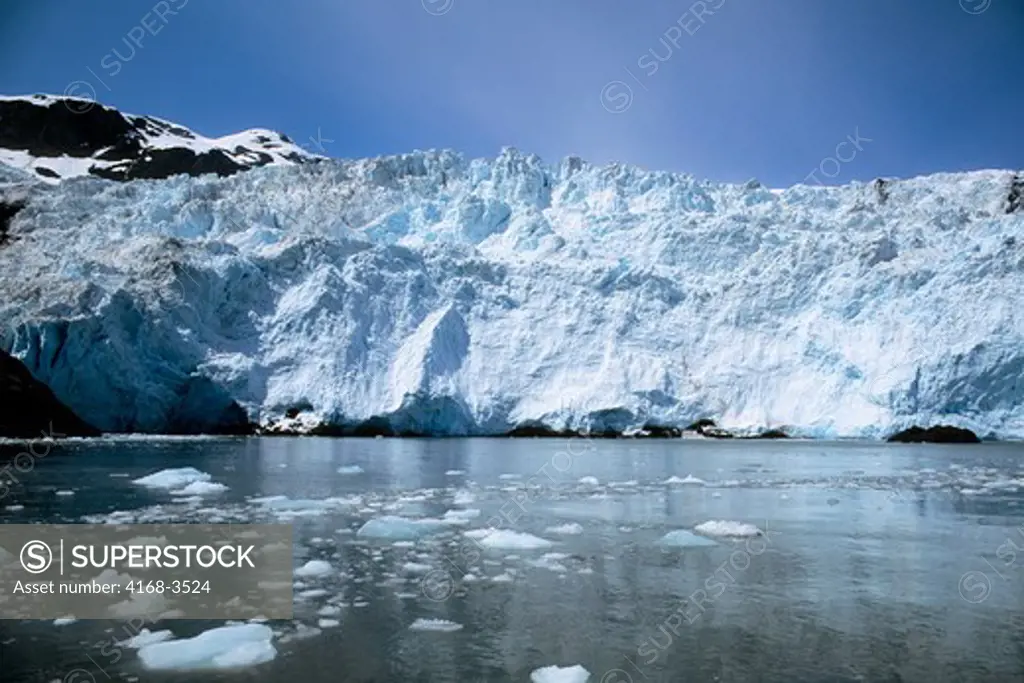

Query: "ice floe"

xmin=693 ymin=520 xmax=763 ymax=537
xmin=133 ymin=467 xmax=213 ymax=490
xmin=465 ymin=529 xmax=554 ymax=550
xmin=545 ymin=523 xmax=584 ymax=536
xmin=137 ymin=624 xmax=276 ymax=671
xmin=409 ymin=618 xmax=463 ymax=632
xmin=118 ymin=628 xmax=175 ymax=649
xmin=171 ymin=481 xmax=228 ymax=496
xmin=356 ymin=516 xmax=447 ymax=541
xmin=658 ymin=530 xmax=719 ymax=548
xmin=664 ymin=474 xmax=706 ymax=485
xmin=530 ymin=664 xmax=591 ymax=683
xmin=337 ymin=465 xmax=364 ymax=475
xmin=294 ymin=560 xmax=334 ymax=579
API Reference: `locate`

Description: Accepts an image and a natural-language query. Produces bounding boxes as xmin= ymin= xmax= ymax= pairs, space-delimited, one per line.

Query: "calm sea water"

xmin=1 ymin=437 xmax=1023 ymax=682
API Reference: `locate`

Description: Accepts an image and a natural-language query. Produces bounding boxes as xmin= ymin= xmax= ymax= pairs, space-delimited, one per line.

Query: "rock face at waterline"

xmin=0 ymin=349 xmax=99 ymax=438
xmin=1 ymin=94 xmax=1022 ymax=437
xmin=886 ymin=425 xmax=981 ymax=444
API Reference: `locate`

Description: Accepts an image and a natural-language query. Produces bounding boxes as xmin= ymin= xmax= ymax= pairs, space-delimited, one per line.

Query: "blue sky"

xmin=1 ymin=0 xmax=1021 ymax=187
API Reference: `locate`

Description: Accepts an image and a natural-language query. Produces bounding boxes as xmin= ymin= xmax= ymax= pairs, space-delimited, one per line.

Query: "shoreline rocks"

xmin=0 ymin=350 xmax=100 ymax=438
xmin=886 ymin=425 xmax=981 ymax=444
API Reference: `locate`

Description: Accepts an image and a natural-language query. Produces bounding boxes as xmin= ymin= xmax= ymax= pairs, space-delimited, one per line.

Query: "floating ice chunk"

xmin=250 ymin=495 xmax=359 ymax=518
xmin=118 ymin=628 xmax=175 ymax=649
xmin=491 ymin=572 xmax=514 ymax=583
xmin=453 ymin=490 xmax=476 ymax=505
xmin=317 ymin=618 xmax=340 ymax=629
xmin=442 ymin=508 xmax=481 ymax=524
xmin=53 ymin=617 xmax=77 ymax=626
xmin=541 ymin=552 xmax=569 ymax=561
xmin=468 ymin=530 xmax=554 ymax=550
xmin=172 ymin=481 xmax=228 ymax=496
xmin=337 ymin=465 xmax=364 ymax=475
xmin=658 ymin=530 xmax=719 ymax=548
xmin=545 ymin=523 xmax=583 ymax=536
xmin=499 ymin=474 xmax=521 ymax=480
xmin=445 ymin=470 xmax=466 ymax=476
xmin=401 ymin=562 xmax=432 ymax=574
xmin=356 ymin=516 xmax=446 ymax=541
xmin=409 ymin=618 xmax=464 ymax=632
xmin=55 ymin=490 xmax=75 ymax=497
xmin=693 ymin=521 xmax=763 ymax=537
xmin=297 ymin=588 xmax=329 ymax=599
xmin=529 ymin=556 xmax=568 ymax=573
xmin=137 ymin=624 xmax=276 ymax=671
xmin=318 ymin=605 xmax=343 ymax=617
xmin=530 ymin=664 xmax=591 ymax=683
xmin=133 ymin=467 xmax=212 ymax=490
xmin=664 ymin=474 xmax=706 ymax=485
xmin=462 ymin=573 xmax=480 ymax=582
xmin=294 ymin=560 xmax=334 ymax=578
xmin=5 ymin=505 xmax=25 ymax=511
xmin=578 ymin=476 xmax=599 ymax=486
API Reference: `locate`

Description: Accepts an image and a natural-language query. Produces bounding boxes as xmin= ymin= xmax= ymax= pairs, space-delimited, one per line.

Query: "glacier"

xmin=1 ymin=128 xmax=1022 ymax=437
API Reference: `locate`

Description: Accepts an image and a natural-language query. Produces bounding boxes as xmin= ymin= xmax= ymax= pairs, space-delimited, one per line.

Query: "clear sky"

xmin=1 ymin=0 xmax=1022 ymax=187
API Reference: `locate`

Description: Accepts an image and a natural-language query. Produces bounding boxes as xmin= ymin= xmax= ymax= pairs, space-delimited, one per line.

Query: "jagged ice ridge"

xmin=1 ymin=135 xmax=1022 ymax=437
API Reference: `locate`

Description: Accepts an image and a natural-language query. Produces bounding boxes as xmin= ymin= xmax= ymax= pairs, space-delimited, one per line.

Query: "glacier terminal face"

xmin=1 ymin=98 xmax=1022 ymax=437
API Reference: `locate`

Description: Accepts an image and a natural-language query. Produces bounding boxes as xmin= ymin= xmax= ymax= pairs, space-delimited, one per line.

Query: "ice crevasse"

xmin=1 ymin=142 xmax=1022 ymax=438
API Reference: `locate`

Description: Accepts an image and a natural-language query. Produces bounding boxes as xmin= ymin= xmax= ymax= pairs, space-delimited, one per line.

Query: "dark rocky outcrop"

xmin=0 ymin=95 xmax=312 ymax=182
xmin=0 ymin=198 xmax=25 ymax=246
xmin=886 ymin=425 xmax=980 ymax=444
xmin=1007 ymin=174 xmax=1023 ymax=214
xmin=746 ymin=428 xmax=790 ymax=439
xmin=873 ymin=177 xmax=890 ymax=204
xmin=632 ymin=424 xmax=683 ymax=438
xmin=685 ymin=418 xmax=717 ymax=432
xmin=0 ymin=349 xmax=100 ymax=438
xmin=684 ymin=419 xmax=735 ymax=438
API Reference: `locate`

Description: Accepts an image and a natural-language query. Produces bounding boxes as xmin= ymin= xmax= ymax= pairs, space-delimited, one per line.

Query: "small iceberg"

xmin=294 ymin=560 xmax=334 ymax=579
xmin=337 ymin=465 xmax=364 ymax=475
xmin=465 ymin=529 xmax=554 ymax=550
xmin=544 ymin=523 xmax=583 ymax=536
xmin=693 ymin=520 xmax=763 ymax=537
xmin=356 ymin=516 xmax=447 ymax=541
xmin=171 ymin=481 xmax=228 ymax=496
xmin=453 ymin=490 xmax=476 ymax=505
xmin=137 ymin=624 xmax=276 ymax=671
xmin=409 ymin=618 xmax=463 ymax=632
xmin=133 ymin=467 xmax=212 ymax=490
xmin=664 ymin=474 xmax=706 ymax=486
xmin=578 ymin=476 xmax=599 ymax=486
xmin=442 ymin=508 xmax=481 ymax=524
xmin=118 ymin=628 xmax=175 ymax=649
xmin=658 ymin=530 xmax=719 ymax=548
xmin=530 ymin=664 xmax=591 ymax=683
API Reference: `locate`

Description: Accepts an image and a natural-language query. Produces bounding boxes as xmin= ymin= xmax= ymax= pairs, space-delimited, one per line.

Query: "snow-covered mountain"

xmin=1 ymin=96 xmax=1022 ymax=438
xmin=0 ymin=94 xmax=320 ymax=183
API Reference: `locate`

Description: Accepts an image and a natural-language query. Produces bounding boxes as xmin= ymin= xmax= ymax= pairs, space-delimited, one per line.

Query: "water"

xmin=2 ymin=437 xmax=1024 ymax=682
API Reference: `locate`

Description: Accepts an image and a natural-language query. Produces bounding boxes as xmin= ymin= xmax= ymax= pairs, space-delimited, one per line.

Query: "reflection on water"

xmin=1 ymin=437 xmax=1023 ymax=682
